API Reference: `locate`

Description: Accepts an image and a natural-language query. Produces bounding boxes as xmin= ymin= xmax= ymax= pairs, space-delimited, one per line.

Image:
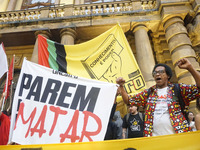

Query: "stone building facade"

xmin=1 ymin=0 xmax=200 ymax=114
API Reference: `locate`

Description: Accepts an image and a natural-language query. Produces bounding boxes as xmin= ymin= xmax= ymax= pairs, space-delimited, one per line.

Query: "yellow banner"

xmin=1 ymin=131 xmax=200 ymax=150
xmin=64 ymin=24 xmax=146 ymax=94
xmin=38 ymin=24 xmax=146 ymax=94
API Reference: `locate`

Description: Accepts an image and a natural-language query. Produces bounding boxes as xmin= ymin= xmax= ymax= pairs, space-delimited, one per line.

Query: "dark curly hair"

xmin=152 ymin=63 xmax=173 ymax=80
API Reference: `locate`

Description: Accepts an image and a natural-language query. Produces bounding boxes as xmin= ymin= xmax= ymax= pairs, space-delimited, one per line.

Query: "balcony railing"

xmin=0 ymin=0 xmax=157 ymax=23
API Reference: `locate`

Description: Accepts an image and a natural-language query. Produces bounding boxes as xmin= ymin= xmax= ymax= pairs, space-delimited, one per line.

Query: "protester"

xmin=104 ymin=90 xmax=120 ymax=140
xmin=122 ymin=104 xmax=144 ymax=139
xmin=0 ymin=92 xmax=10 ymax=145
xmin=113 ymin=111 xmax=123 ymax=139
xmin=116 ymin=58 xmax=200 ymax=137
xmin=104 ymin=101 xmax=118 ymax=140
xmin=0 ymin=111 xmax=10 ymax=145
xmin=186 ymin=111 xmax=196 ymax=131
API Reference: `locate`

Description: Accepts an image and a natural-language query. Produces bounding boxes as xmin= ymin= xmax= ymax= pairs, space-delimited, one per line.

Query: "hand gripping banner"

xmin=9 ymin=59 xmax=118 ymax=145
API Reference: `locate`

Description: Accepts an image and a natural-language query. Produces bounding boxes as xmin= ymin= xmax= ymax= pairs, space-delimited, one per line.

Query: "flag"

xmin=38 ymin=24 xmax=146 ymax=95
xmin=3 ymin=55 xmax=14 ymax=100
xmin=0 ymin=43 xmax=8 ymax=79
xmin=38 ymin=34 xmax=66 ymax=72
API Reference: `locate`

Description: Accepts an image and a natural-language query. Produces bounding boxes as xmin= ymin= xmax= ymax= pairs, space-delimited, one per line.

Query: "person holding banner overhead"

xmin=116 ymin=58 xmax=200 ymax=137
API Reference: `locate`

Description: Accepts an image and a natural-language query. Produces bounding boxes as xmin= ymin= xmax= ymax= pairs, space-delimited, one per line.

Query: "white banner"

xmin=0 ymin=43 xmax=8 ymax=79
xmin=9 ymin=58 xmax=117 ymax=145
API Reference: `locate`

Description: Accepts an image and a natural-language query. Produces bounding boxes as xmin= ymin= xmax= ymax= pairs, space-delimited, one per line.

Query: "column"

xmin=31 ymin=31 xmax=51 ymax=63
xmin=60 ymin=28 xmax=77 ymax=45
xmin=133 ymin=25 xmax=156 ymax=88
xmin=0 ymin=0 xmax=9 ymax=12
xmin=6 ymin=0 xmax=17 ymax=11
xmin=163 ymin=17 xmax=200 ymax=84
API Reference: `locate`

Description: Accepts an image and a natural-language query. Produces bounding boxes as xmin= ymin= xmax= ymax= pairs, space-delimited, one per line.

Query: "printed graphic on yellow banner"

xmin=81 ymin=34 xmax=123 ymax=82
xmin=38 ymin=24 xmax=146 ymax=95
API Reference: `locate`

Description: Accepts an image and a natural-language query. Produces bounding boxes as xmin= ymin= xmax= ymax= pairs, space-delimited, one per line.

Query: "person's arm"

xmin=122 ymin=128 xmax=127 ymax=139
xmin=116 ymin=77 xmax=129 ymax=104
xmin=0 ymin=92 xmax=6 ymax=110
xmin=177 ymin=58 xmax=200 ymax=87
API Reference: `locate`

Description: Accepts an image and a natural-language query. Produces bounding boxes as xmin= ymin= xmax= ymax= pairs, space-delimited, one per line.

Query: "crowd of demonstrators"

xmin=2 ymin=58 xmax=200 ymax=145
xmin=122 ymin=104 xmax=144 ymax=139
xmin=116 ymin=58 xmax=200 ymax=137
xmin=186 ymin=111 xmax=197 ymax=131
xmin=0 ymin=92 xmax=10 ymax=145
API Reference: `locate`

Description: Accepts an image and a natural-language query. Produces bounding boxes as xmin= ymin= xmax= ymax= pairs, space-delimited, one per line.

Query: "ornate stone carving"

xmin=187 ymin=15 xmax=200 ymax=47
